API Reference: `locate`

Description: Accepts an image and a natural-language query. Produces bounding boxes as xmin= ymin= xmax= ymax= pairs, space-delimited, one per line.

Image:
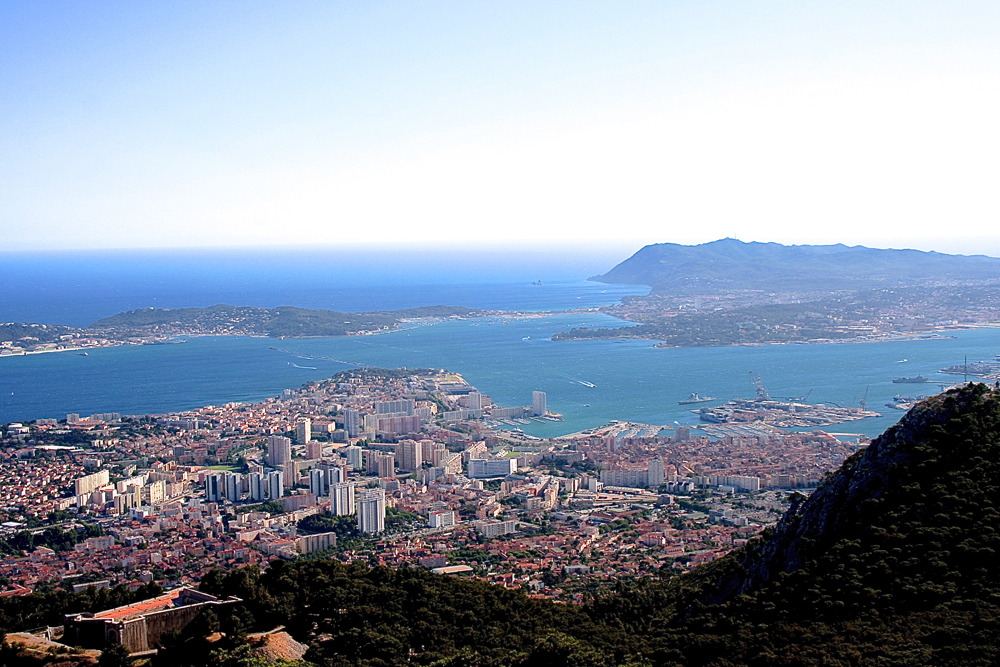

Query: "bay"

xmin=3 ymin=306 xmax=999 ymax=438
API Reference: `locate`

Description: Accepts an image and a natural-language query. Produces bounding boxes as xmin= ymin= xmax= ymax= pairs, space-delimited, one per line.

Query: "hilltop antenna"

xmin=965 ymin=354 xmax=968 ymax=384
xmin=749 ymin=371 xmax=770 ymax=401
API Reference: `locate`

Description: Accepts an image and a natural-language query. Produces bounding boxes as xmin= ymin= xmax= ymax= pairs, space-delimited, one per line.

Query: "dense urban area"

xmin=0 ymin=368 xmax=872 ymax=591
xmin=0 ymin=365 xmax=884 ymax=664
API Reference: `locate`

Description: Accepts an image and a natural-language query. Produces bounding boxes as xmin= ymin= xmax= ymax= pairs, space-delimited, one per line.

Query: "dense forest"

xmin=5 ymin=384 xmax=1000 ymax=666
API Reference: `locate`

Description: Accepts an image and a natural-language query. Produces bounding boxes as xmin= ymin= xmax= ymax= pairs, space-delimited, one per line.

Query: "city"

xmin=1 ymin=367 xmax=871 ymax=615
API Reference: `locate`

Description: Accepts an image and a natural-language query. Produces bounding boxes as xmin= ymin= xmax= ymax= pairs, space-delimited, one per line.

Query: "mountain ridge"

xmin=593 ymin=238 xmax=1000 ymax=293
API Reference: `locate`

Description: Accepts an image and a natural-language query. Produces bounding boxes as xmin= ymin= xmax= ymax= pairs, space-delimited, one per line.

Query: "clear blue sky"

xmin=2 ymin=1 xmax=998 ymax=252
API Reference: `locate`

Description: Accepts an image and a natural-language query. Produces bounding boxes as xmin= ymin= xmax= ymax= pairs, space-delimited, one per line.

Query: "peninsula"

xmin=553 ymin=239 xmax=1000 ymax=347
xmin=1 ymin=304 xmax=476 ymax=355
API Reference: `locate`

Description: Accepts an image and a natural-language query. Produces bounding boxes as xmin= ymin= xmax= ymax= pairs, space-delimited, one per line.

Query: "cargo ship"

xmin=678 ymin=392 xmax=717 ymax=405
xmin=893 ymin=375 xmax=930 ymax=383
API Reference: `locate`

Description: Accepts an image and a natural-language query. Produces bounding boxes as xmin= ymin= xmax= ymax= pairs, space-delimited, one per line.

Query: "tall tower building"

xmin=532 ymin=391 xmax=547 ymax=417
xmin=248 ymin=473 xmax=265 ymax=501
xmin=266 ymin=471 xmax=284 ymax=500
xmin=306 ymin=440 xmax=323 ymax=460
xmin=357 ymin=489 xmax=385 ymax=533
xmin=344 ymin=445 xmax=364 ymax=470
xmin=397 ymin=440 xmax=421 ymax=472
xmin=224 ymin=472 xmax=242 ymax=503
xmin=377 ymin=454 xmax=396 ymax=479
xmin=647 ymin=459 xmax=665 ymax=487
xmin=327 ymin=465 xmax=346 ymax=484
xmin=331 ymin=482 xmax=355 ymax=516
xmin=309 ymin=468 xmax=327 ymax=497
xmin=204 ymin=473 xmax=223 ymax=503
xmin=296 ymin=418 xmax=312 ymax=444
xmin=267 ymin=436 xmax=292 ymax=467
xmin=343 ymin=409 xmax=361 ymax=438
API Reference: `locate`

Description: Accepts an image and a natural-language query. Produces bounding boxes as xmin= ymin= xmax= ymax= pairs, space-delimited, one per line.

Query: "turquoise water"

xmin=4 ymin=307 xmax=1000 ymax=438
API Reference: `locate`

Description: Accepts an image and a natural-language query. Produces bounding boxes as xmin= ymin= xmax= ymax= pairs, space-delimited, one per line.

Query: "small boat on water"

xmin=678 ymin=392 xmax=717 ymax=405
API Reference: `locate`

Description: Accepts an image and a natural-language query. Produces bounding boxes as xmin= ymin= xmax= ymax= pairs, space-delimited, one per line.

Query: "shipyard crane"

xmin=749 ymin=371 xmax=770 ymax=401
xmin=860 ymin=385 xmax=869 ymax=412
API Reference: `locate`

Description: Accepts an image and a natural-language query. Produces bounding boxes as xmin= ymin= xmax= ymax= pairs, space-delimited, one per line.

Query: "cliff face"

xmin=712 ymin=383 xmax=1000 ymax=609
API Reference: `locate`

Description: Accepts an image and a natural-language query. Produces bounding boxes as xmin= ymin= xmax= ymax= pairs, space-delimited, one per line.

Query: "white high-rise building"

xmin=296 ymin=418 xmax=312 ymax=444
xmin=205 ymin=473 xmax=223 ymax=502
xmin=343 ymin=409 xmax=361 ymax=438
xmin=267 ymin=436 xmax=292 ymax=467
xmin=267 ymin=471 xmax=284 ymax=499
xmin=328 ymin=466 xmax=346 ymax=484
xmin=309 ymin=468 xmax=327 ymax=497
xmin=357 ymin=489 xmax=386 ymax=533
xmin=248 ymin=473 xmax=265 ymax=501
xmin=344 ymin=445 xmax=363 ymax=470
xmin=224 ymin=472 xmax=242 ymax=503
xmin=331 ymin=482 xmax=355 ymax=516
xmin=532 ymin=391 xmax=547 ymax=417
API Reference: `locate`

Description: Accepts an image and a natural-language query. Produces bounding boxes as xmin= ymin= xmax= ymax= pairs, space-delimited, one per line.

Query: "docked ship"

xmin=893 ymin=375 xmax=930 ymax=383
xmin=678 ymin=392 xmax=717 ymax=405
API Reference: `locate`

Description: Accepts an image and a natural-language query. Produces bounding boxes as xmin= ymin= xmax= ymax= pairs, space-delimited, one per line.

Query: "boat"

xmin=679 ymin=392 xmax=717 ymax=405
xmin=893 ymin=375 xmax=930 ymax=383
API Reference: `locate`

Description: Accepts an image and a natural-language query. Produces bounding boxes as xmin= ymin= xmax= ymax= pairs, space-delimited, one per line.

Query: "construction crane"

xmin=749 ymin=371 xmax=770 ymax=401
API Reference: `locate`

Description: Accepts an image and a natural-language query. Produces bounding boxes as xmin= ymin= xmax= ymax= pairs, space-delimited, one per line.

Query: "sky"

xmin=1 ymin=1 xmax=999 ymax=254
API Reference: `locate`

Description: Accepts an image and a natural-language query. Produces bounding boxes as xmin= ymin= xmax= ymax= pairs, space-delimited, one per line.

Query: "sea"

xmin=3 ymin=245 xmax=1000 ymax=438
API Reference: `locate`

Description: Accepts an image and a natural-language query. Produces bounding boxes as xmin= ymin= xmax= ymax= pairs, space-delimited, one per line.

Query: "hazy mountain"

xmin=593 ymin=238 xmax=1000 ymax=293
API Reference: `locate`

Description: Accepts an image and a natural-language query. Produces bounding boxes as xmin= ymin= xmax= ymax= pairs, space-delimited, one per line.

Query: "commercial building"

xmin=467 ymin=458 xmax=517 ymax=479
